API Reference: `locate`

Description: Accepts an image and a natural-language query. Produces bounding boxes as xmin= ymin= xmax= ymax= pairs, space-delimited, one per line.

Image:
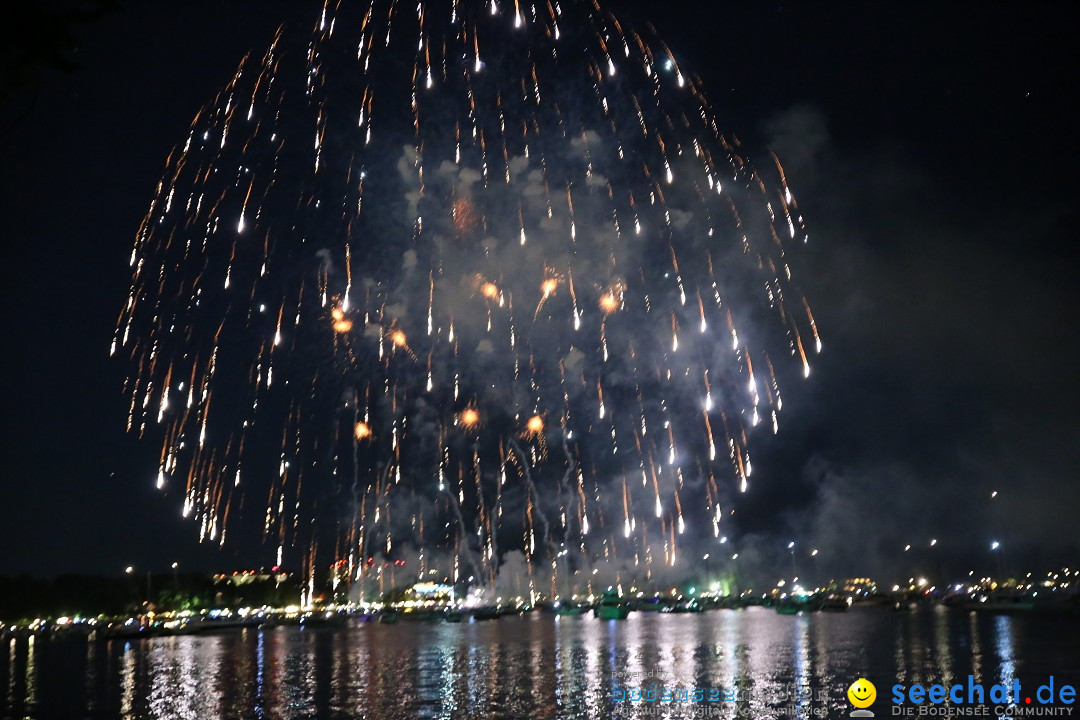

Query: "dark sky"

xmin=2 ymin=0 xmax=1078 ymax=581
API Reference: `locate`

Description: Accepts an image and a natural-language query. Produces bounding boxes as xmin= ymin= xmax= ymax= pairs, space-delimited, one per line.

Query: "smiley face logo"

xmin=847 ymin=678 xmax=877 ymax=708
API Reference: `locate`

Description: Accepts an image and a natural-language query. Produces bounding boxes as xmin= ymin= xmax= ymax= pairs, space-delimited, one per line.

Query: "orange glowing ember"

xmin=331 ymin=307 xmax=345 ymax=321
xmin=452 ymin=198 xmax=479 ymax=234
xmin=540 ymin=278 xmax=558 ymax=296
xmin=333 ymin=318 xmax=354 ymax=333
xmin=460 ymin=408 xmax=479 ymax=426
xmin=481 ymin=282 xmax=499 ymax=299
xmin=354 ymin=421 xmax=372 ymax=440
xmin=526 ymin=415 xmax=544 ymax=434
xmin=599 ymin=293 xmax=620 ymax=313
xmin=391 ymin=330 xmax=407 ymax=347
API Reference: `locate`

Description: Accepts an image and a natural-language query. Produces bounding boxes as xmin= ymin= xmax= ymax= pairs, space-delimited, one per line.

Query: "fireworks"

xmin=331 ymin=306 xmax=353 ymax=333
xmin=354 ymin=421 xmax=372 ymax=440
xmin=114 ymin=0 xmax=819 ymax=596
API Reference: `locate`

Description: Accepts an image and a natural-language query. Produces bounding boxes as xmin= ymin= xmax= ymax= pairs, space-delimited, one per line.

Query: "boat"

xmin=299 ymin=612 xmax=349 ymax=628
xmin=101 ymin=620 xmax=154 ymax=640
xmin=443 ymin=610 xmax=464 ymax=623
xmin=554 ymin=602 xmax=587 ymax=616
xmin=674 ymin=599 xmax=704 ymax=613
xmin=963 ymin=595 xmax=1035 ymax=613
xmin=635 ymin=598 xmax=669 ymax=613
xmin=472 ymin=606 xmax=502 ymax=621
xmin=818 ymin=596 xmax=849 ymax=612
xmin=593 ymin=591 xmax=631 ymax=620
xmin=774 ymin=598 xmax=808 ymax=615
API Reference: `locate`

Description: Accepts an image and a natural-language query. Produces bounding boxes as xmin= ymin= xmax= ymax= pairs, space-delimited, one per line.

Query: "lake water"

xmin=3 ymin=607 xmax=1079 ymax=719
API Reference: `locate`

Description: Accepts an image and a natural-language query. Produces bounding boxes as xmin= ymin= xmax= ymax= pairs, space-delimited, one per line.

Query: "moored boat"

xmin=963 ymin=595 xmax=1035 ymax=613
xmin=774 ymin=597 xmax=809 ymax=615
xmin=554 ymin=602 xmax=587 ymax=616
xmin=593 ymin=591 xmax=631 ymax=620
xmin=472 ymin=606 xmax=502 ymax=621
xmin=818 ymin=596 xmax=849 ymax=612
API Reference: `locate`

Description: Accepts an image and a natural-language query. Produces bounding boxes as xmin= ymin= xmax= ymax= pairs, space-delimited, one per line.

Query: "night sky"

xmin=2 ymin=0 xmax=1078 ymax=581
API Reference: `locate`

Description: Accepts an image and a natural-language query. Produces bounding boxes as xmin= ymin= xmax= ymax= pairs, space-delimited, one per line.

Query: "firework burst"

xmin=114 ymin=0 xmax=820 ymax=598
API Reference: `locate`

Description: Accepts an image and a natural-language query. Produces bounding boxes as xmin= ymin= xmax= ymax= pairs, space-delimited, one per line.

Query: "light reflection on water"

xmin=2 ymin=607 xmax=1078 ymax=719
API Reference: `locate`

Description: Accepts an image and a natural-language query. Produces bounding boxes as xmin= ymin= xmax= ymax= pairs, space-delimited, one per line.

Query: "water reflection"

xmin=7 ymin=639 xmax=16 ymax=710
xmin=970 ymin=611 xmax=984 ymax=686
xmin=934 ymin=605 xmax=954 ymax=691
xmin=2 ymin=608 xmax=1078 ymax=720
xmin=119 ymin=641 xmax=134 ymax=719
xmin=995 ymin=615 xmax=1017 ymax=710
xmin=24 ymin=636 xmax=35 ymax=709
xmin=792 ymin=615 xmax=809 ymax=719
